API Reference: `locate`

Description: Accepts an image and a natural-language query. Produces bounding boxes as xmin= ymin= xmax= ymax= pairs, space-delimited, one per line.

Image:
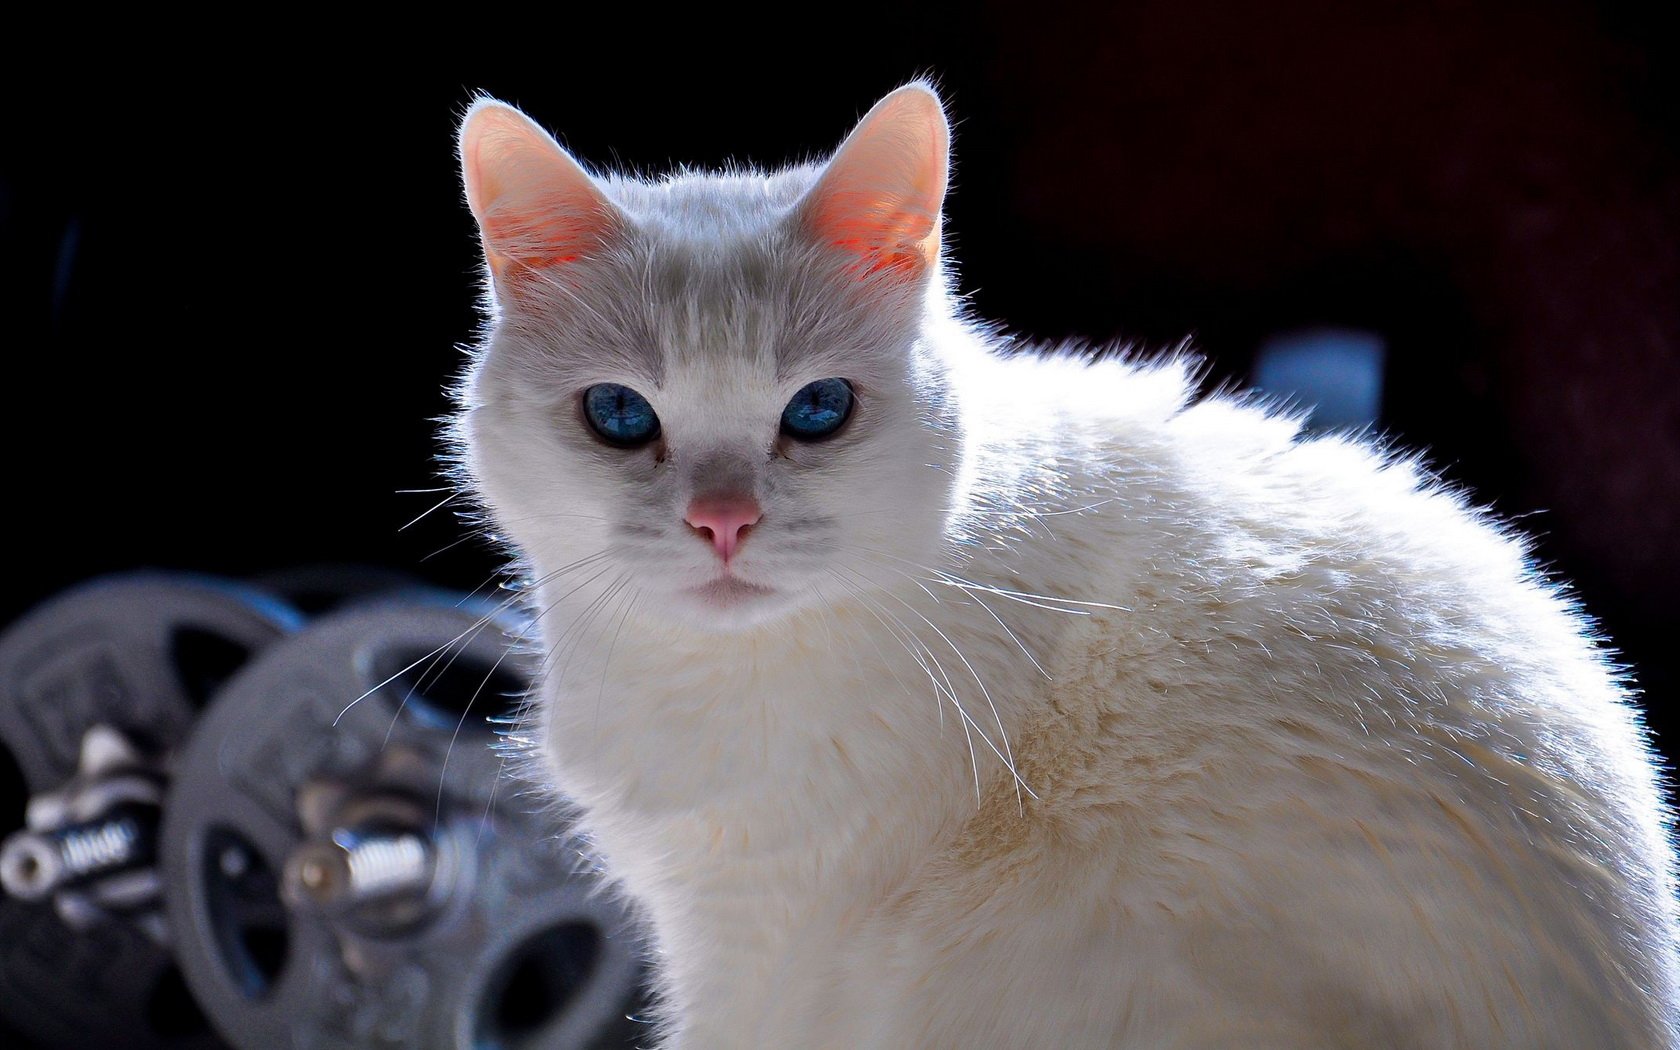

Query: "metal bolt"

xmin=0 ymin=807 xmax=156 ymax=902
xmin=0 ymin=833 xmax=63 ymax=900
xmin=284 ymin=828 xmax=436 ymax=913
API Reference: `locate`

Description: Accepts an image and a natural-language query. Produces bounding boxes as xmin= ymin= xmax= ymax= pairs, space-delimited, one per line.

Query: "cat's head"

xmin=454 ymin=85 xmax=964 ymax=631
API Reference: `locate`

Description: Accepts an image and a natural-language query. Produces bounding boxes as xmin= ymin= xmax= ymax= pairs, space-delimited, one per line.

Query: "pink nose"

xmin=685 ymin=497 xmax=762 ymax=563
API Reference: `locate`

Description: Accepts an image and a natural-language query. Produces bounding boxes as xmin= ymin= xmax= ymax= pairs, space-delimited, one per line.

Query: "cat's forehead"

xmin=544 ymin=167 xmax=887 ymax=383
xmin=602 ymin=167 xmax=821 ymax=245
xmin=503 ymin=166 xmax=909 ymax=392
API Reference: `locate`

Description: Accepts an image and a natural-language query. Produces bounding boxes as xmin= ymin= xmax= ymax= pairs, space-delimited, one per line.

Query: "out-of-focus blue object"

xmin=1251 ymin=327 xmax=1387 ymax=432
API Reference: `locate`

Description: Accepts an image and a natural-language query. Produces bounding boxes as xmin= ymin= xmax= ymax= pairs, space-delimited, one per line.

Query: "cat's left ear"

xmin=795 ymin=83 xmax=950 ymax=278
xmin=458 ymin=98 xmax=624 ymax=283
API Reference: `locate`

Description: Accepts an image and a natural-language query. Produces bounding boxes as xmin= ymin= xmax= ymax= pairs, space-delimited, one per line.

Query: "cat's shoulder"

xmin=957 ymin=343 xmax=1493 ymax=529
xmin=950 ymin=341 xmax=1566 ymax=657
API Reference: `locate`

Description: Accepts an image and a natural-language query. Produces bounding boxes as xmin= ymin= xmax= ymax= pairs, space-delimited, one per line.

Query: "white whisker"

xmin=336 ymin=552 xmax=608 ymax=727
xmin=592 ymin=585 xmax=641 ymax=738
xmin=826 ymin=569 xmax=982 ymax=804
xmin=399 ymin=491 xmax=462 ymax=532
xmin=834 ymin=564 xmax=1036 ymax=807
xmin=862 ymin=570 xmax=1037 ymax=809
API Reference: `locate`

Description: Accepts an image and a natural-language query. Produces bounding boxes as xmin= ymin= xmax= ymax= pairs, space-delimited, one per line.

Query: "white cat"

xmin=451 ymin=83 xmax=1679 ymax=1048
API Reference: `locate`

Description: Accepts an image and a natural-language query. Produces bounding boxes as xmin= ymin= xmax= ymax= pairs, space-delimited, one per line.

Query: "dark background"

xmin=3 ymin=5 xmax=1675 ymax=750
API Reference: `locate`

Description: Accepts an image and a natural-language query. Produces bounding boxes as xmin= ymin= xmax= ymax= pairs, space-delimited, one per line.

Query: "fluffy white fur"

xmin=452 ymin=84 xmax=1679 ymax=1048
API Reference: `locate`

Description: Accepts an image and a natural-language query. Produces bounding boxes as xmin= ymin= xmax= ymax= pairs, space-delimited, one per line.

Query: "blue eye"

xmin=582 ymin=384 xmax=661 ymax=447
xmin=781 ymin=378 xmax=854 ymax=441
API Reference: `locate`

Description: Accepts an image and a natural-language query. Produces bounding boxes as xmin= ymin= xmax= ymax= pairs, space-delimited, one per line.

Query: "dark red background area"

xmin=3 ymin=2 xmax=1675 ymax=756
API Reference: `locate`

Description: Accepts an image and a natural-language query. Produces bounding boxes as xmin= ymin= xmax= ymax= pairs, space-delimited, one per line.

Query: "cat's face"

xmin=456 ymin=87 xmax=961 ymax=631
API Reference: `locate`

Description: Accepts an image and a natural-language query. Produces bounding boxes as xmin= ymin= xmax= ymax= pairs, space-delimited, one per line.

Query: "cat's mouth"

xmin=688 ymin=576 xmax=776 ymax=607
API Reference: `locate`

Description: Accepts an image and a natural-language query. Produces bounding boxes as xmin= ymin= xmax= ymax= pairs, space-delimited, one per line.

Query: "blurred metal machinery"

xmin=0 ymin=575 xmax=300 ymax=1049
xmin=0 ymin=574 xmax=652 ymax=1050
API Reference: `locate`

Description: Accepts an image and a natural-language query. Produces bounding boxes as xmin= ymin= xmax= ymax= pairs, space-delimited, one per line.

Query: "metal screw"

xmin=0 ymin=833 xmax=62 ymax=900
xmin=0 ymin=809 xmax=153 ymax=901
xmin=284 ymin=829 xmax=436 ymax=913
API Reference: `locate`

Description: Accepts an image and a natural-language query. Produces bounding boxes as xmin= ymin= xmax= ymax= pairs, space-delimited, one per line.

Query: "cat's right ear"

xmin=458 ymin=99 xmax=623 ymax=286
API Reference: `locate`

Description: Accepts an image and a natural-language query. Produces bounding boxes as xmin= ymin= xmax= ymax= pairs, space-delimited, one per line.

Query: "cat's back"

xmin=900 ymin=345 xmax=1680 ymax=1047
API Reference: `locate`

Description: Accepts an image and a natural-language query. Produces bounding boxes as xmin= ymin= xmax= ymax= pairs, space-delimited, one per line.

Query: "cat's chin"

xmin=688 ymin=576 xmax=771 ymax=599
xmin=688 ymin=576 xmax=776 ymax=608
xmin=678 ymin=576 xmax=793 ymax=630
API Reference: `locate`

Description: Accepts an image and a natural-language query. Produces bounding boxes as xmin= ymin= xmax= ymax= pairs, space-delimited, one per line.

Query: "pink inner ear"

xmin=802 ymin=86 xmax=949 ymax=279
xmin=461 ymin=103 xmax=619 ymax=278
xmin=813 ymin=190 xmax=941 ymax=277
xmin=481 ymin=189 xmax=612 ymax=270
